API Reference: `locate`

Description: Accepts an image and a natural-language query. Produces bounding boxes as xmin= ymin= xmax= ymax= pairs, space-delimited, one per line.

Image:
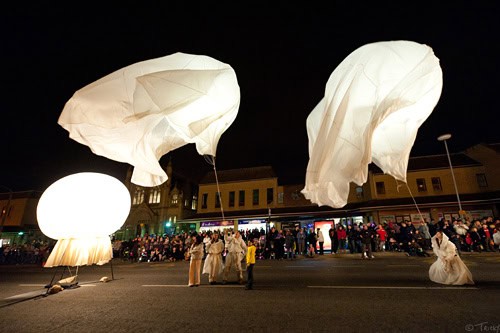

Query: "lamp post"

xmin=437 ymin=134 xmax=463 ymax=216
xmin=0 ymin=185 xmax=13 ymax=241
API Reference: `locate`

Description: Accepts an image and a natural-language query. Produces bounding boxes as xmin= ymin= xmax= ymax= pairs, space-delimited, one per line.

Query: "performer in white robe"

xmin=202 ymin=233 xmax=224 ymax=284
xmin=429 ymin=231 xmax=474 ymax=285
xmin=223 ymin=230 xmax=248 ymax=284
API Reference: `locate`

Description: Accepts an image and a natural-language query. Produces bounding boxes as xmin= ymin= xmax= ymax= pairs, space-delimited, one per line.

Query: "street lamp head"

xmin=437 ymin=133 xmax=452 ymax=141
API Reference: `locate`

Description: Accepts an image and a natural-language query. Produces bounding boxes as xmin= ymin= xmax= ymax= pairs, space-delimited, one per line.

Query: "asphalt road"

xmin=0 ymin=252 xmax=498 ymax=333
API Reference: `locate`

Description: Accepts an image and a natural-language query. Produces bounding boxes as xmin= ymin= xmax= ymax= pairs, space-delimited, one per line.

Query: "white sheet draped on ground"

xmin=58 ymin=52 xmax=240 ymax=187
xmin=429 ymin=233 xmax=474 ymax=285
xmin=44 ymin=237 xmax=113 ymax=267
xmin=302 ymin=40 xmax=443 ymax=208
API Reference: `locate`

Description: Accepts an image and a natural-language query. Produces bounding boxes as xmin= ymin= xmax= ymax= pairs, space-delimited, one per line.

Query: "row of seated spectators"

xmin=0 ymin=240 xmax=53 ymax=265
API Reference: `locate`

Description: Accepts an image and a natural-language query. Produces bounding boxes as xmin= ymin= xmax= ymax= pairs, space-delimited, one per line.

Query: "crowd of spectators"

xmin=0 ymin=240 xmax=52 ymax=265
xmin=2 ymin=216 xmax=498 ymax=265
xmin=113 ymin=216 xmax=500 ymax=262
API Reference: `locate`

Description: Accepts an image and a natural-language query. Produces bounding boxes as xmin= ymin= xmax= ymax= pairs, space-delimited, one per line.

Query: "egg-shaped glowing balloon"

xmin=37 ymin=172 xmax=131 ymax=240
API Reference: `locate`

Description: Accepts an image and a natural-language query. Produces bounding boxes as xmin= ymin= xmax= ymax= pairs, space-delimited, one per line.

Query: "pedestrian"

xmin=307 ymin=243 xmax=316 ymax=258
xmin=245 ymin=240 xmax=256 ymax=290
xmin=376 ymin=225 xmax=387 ymax=251
xmin=359 ymin=224 xmax=375 ymax=259
xmin=337 ymin=225 xmax=347 ymax=254
xmin=296 ymin=227 xmax=306 ymax=256
xmin=329 ymin=225 xmax=338 ymax=254
xmin=429 ymin=231 xmax=474 ymax=285
xmin=317 ymin=227 xmax=325 ymax=255
xmin=202 ymin=232 xmax=224 ymax=284
xmin=188 ymin=234 xmax=204 ymax=287
xmin=223 ymin=230 xmax=248 ymax=284
xmin=284 ymin=229 xmax=295 ymax=259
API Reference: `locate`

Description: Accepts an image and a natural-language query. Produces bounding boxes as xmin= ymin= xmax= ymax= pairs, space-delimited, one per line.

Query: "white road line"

xmin=386 ymin=265 xmax=421 ymax=267
xmin=19 ymin=284 xmax=46 ymax=287
xmin=142 ymin=285 xmax=243 ymax=288
xmin=286 ymin=265 xmax=313 ymax=268
xmin=5 ymin=291 xmax=45 ymax=300
xmin=308 ymin=286 xmax=478 ymax=290
xmin=286 ymin=265 xmax=365 ymax=268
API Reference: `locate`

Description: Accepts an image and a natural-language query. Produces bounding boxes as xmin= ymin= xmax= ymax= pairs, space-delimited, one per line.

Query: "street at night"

xmin=0 ymin=252 xmax=498 ymax=333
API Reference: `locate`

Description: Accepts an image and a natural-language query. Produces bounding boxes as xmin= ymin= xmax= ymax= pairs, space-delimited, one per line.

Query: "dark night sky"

xmin=1 ymin=1 xmax=499 ymax=192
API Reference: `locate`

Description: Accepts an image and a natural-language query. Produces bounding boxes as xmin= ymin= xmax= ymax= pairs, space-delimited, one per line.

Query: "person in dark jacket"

xmin=359 ymin=224 xmax=375 ymax=259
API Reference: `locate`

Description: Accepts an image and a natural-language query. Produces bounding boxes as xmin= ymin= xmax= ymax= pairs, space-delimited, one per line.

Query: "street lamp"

xmin=0 ymin=185 xmax=13 ymax=242
xmin=437 ymin=134 xmax=463 ymax=216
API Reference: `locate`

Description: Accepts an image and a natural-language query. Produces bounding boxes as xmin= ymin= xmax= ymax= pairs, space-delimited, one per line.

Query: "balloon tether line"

xmin=395 ymin=179 xmax=425 ymax=223
xmin=204 ymin=155 xmax=225 ymax=221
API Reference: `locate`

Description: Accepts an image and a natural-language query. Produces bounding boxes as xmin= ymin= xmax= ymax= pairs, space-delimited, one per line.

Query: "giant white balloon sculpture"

xmin=58 ymin=52 xmax=240 ymax=187
xmin=302 ymin=40 xmax=443 ymax=208
xmin=37 ymin=172 xmax=131 ymax=267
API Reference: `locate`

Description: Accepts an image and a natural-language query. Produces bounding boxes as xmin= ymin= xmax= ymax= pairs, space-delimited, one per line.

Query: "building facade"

xmin=0 ymin=190 xmax=45 ymax=246
xmin=115 ymin=159 xmax=199 ymax=240
xmin=177 ymin=143 xmax=500 ymax=232
xmin=1 ymin=144 xmax=498 ymax=246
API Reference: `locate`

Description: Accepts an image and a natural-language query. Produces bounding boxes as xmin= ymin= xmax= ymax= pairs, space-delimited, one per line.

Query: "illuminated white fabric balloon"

xmin=58 ymin=52 xmax=240 ymax=187
xmin=302 ymin=40 xmax=443 ymax=208
xmin=37 ymin=172 xmax=131 ymax=267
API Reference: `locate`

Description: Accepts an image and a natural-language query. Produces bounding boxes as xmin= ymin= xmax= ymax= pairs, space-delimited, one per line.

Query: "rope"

xmin=204 ymin=155 xmax=225 ymax=221
xmin=404 ymin=181 xmax=425 ymax=223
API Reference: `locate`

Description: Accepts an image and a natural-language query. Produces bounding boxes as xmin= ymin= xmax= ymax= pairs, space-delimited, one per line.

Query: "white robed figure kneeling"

xmin=202 ymin=233 xmax=224 ymax=284
xmin=429 ymin=231 xmax=474 ymax=285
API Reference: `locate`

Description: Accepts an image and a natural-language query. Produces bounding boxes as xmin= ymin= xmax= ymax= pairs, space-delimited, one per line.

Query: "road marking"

xmin=19 ymin=284 xmax=46 ymax=287
xmin=5 ymin=291 xmax=45 ymax=300
xmin=386 ymin=265 xmax=421 ymax=267
xmin=142 ymin=284 xmax=243 ymax=288
xmin=308 ymin=285 xmax=478 ymax=290
xmin=286 ymin=265 xmax=313 ymax=268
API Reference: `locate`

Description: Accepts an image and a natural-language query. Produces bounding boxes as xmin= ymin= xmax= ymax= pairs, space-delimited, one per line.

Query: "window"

xmin=376 ymin=182 xmax=385 ymax=195
xmin=239 ymin=190 xmax=245 ymax=206
xmin=252 ymin=189 xmax=259 ymax=205
xmin=278 ymin=192 xmax=284 ymax=204
xmin=171 ymin=193 xmax=178 ymax=205
xmin=202 ymin=193 xmax=208 ymax=209
xmin=266 ymin=188 xmax=274 ymax=204
xmin=355 ymin=186 xmax=363 ymax=199
xmin=1 ymin=205 xmax=12 ymax=217
xmin=229 ymin=191 xmax=235 ymax=207
xmin=133 ymin=188 xmax=145 ymax=205
xmin=148 ymin=187 xmax=161 ymax=204
xmin=191 ymin=195 xmax=198 ymax=210
xmin=291 ymin=190 xmax=303 ymax=200
xmin=431 ymin=177 xmax=442 ymax=191
xmin=476 ymin=173 xmax=488 ymax=187
xmin=215 ymin=192 xmax=221 ymax=208
xmin=416 ymin=178 xmax=427 ymax=192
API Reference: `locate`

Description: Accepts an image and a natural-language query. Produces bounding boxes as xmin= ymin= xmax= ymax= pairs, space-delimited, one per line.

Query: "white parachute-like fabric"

xmin=302 ymin=41 xmax=443 ymax=208
xmin=58 ymin=53 xmax=240 ymax=187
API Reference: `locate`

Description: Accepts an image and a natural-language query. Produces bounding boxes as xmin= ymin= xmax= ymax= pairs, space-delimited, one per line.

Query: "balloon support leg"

xmin=45 ymin=266 xmax=79 ymax=292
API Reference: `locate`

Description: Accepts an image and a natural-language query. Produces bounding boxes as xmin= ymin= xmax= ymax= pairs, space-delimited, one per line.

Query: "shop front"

xmin=199 ymin=220 xmax=235 ymax=233
xmin=237 ymin=219 xmax=267 ymax=234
